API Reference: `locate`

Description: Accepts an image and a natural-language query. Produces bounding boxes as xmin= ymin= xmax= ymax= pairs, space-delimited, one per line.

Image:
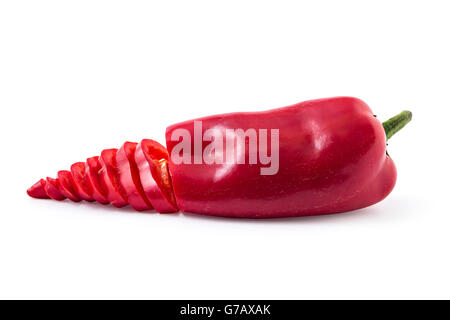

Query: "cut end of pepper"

xmin=382 ymin=110 xmax=412 ymax=141
xmin=27 ymin=179 xmax=50 ymax=199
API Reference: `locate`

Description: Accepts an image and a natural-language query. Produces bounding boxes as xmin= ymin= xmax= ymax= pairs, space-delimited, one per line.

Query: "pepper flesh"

xmin=135 ymin=139 xmax=178 ymax=213
xmin=27 ymin=97 xmax=411 ymax=218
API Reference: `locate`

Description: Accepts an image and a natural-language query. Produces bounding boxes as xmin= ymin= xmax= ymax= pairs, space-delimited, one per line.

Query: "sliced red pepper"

xmin=57 ymin=170 xmax=82 ymax=202
xmin=116 ymin=142 xmax=153 ymax=211
xmin=70 ymin=162 xmax=95 ymax=202
xmin=99 ymin=149 xmax=128 ymax=208
xmin=27 ymin=178 xmax=50 ymax=199
xmin=28 ymin=97 xmax=412 ymax=218
xmin=85 ymin=156 xmax=109 ymax=205
xmin=45 ymin=177 xmax=66 ymax=201
xmin=135 ymin=139 xmax=178 ymax=213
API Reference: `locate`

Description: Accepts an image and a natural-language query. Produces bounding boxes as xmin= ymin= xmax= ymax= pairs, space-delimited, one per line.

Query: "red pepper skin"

xmin=165 ymin=97 xmax=397 ymax=218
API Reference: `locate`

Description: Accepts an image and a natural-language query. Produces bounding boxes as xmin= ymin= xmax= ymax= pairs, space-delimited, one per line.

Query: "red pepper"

xmin=27 ymin=97 xmax=411 ymax=218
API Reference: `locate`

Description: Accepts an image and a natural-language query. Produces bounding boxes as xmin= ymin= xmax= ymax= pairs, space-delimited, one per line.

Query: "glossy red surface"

xmin=165 ymin=97 xmax=396 ymax=218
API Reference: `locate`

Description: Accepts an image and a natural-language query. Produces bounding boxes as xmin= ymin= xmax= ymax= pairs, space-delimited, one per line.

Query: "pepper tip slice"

xmin=27 ymin=179 xmax=50 ymax=199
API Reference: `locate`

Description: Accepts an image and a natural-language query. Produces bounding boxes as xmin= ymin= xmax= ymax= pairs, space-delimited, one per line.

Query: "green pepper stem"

xmin=382 ymin=110 xmax=412 ymax=141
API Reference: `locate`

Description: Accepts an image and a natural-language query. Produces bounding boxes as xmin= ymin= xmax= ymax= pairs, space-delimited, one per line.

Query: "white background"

xmin=0 ymin=1 xmax=449 ymax=299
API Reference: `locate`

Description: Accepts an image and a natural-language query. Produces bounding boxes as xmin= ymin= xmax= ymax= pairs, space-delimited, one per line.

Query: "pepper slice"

xmin=70 ymin=162 xmax=95 ymax=202
xmin=45 ymin=177 xmax=66 ymax=201
xmin=135 ymin=139 xmax=178 ymax=213
xmin=85 ymin=156 xmax=109 ymax=205
xmin=57 ymin=170 xmax=82 ymax=202
xmin=99 ymin=149 xmax=128 ymax=208
xmin=116 ymin=142 xmax=153 ymax=211
xmin=27 ymin=179 xmax=50 ymax=199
